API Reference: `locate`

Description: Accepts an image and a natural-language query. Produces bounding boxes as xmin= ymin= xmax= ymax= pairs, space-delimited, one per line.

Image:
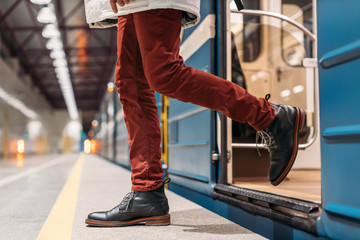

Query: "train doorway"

xmin=226 ymin=0 xmax=320 ymax=203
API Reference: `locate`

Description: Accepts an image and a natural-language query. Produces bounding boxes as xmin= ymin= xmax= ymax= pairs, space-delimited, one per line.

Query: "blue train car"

xmin=93 ymin=0 xmax=360 ymax=239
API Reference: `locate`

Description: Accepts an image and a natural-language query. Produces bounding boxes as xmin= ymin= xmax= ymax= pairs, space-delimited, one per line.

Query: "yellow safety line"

xmin=36 ymin=154 xmax=85 ymax=240
xmin=161 ymin=95 xmax=170 ymax=189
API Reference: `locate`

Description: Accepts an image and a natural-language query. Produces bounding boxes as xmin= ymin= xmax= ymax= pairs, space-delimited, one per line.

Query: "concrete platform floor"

xmin=0 ymin=153 xmax=267 ymax=240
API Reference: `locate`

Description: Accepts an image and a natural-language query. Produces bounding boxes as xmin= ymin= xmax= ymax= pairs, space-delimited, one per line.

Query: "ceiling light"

xmin=293 ymin=85 xmax=304 ymax=94
xmin=91 ymin=120 xmax=99 ymax=128
xmin=30 ymin=0 xmax=52 ymax=5
xmin=57 ymin=74 xmax=70 ymax=81
xmin=107 ymin=82 xmax=115 ymax=92
xmin=56 ymin=69 xmax=69 ymax=76
xmin=57 ymin=71 xmax=70 ymax=78
xmin=53 ymin=58 xmax=67 ymax=67
xmin=42 ymin=24 xmax=60 ymax=38
xmin=59 ymin=82 xmax=72 ymax=89
xmin=37 ymin=4 xmax=57 ymax=24
xmin=38 ymin=3 xmax=79 ymax=121
xmin=56 ymin=74 xmax=78 ymax=120
xmin=54 ymin=66 xmax=68 ymax=74
xmin=0 ymin=86 xmax=38 ymax=119
xmin=46 ymin=37 xmax=63 ymax=50
xmin=280 ymin=89 xmax=291 ymax=98
xmin=50 ymin=49 xmax=65 ymax=59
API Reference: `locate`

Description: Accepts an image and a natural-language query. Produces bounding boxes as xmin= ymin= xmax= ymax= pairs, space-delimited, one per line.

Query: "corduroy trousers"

xmin=114 ymin=9 xmax=275 ymax=191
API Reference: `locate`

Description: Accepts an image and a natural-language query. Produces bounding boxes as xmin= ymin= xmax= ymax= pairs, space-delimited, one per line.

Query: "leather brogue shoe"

xmin=257 ymin=103 xmax=305 ymax=186
xmin=85 ymin=181 xmax=170 ymax=227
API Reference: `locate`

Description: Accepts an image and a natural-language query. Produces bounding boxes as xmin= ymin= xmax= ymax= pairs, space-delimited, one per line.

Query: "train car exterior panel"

xmin=167 ymin=0 xmax=217 ymax=196
xmin=317 ymin=0 xmax=360 ymax=238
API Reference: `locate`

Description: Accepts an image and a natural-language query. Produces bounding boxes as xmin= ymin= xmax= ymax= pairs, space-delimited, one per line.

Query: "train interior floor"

xmin=0 ymin=153 xmax=266 ymax=240
xmin=234 ymin=170 xmax=321 ymax=202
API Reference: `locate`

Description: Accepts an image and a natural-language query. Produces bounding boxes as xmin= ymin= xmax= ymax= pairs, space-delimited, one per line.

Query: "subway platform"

xmin=0 ymin=153 xmax=266 ymax=240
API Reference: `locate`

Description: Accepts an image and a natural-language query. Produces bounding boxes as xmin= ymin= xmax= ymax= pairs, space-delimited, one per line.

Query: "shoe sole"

xmin=85 ymin=214 xmax=170 ymax=227
xmin=271 ymin=107 xmax=305 ymax=186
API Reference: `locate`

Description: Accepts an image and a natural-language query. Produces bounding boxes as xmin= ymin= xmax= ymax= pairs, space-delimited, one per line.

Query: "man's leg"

xmin=133 ymin=9 xmax=305 ymax=186
xmin=114 ymin=14 xmax=163 ymax=191
xmin=133 ymin=10 xmax=274 ymax=131
xmin=85 ymin=14 xmax=170 ymax=227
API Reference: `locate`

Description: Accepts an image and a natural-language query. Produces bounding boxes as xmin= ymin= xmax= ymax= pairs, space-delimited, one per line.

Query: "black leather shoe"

xmin=257 ymin=104 xmax=305 ymax=186
xmin=85 ymin=180 xmax=170 ymax=227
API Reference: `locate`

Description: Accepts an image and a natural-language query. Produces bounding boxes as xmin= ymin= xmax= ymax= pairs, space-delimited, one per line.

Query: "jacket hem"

xmin=87 ymin=3 xmax=200 ymax=29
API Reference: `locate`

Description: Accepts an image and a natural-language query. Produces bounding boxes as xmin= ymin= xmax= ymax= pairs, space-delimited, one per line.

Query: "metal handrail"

xmin=232 ymin=129 xmax=317 ymax=150
xmin=232 ymin=9 xmax=316 ymax=41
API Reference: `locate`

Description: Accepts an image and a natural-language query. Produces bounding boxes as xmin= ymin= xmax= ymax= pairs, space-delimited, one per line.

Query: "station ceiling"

xmin=0 ymin=0 xmax=117 ymax=130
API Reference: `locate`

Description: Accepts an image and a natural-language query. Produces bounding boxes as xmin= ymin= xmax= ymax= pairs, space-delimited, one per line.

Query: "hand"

xmin=110 ymin=0 xmax=136 ymax=13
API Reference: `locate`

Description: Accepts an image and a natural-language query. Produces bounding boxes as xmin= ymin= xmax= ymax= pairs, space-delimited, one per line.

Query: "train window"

xmin=281 ymin=0 xmax=313 ymax=66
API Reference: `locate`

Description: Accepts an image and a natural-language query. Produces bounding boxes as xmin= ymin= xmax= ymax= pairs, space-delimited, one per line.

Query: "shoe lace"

xmin=256 ymin=129 xmax=277 ymax=157
xmin=255 ymin=93 xmax=276 ymax=156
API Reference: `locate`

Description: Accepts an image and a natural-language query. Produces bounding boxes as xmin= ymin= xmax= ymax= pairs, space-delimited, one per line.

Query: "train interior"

xmin=228 ymin=0 xmax=321 ymax=203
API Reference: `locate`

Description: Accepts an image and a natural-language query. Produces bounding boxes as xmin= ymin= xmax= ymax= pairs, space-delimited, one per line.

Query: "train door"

xmin=316 ymin=0 xmax=360 ymax=238
xmin=227 ymin=0 xmax=320 ymax=202
xmin=166 ymin=1 xmax=217 ymax=195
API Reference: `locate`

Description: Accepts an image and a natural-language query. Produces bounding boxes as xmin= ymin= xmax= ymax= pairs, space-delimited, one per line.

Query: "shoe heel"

xmin=145 ymin=214 xmax=170 ymax=226
xmin=298 ymin=108 xmax=306 ymax=131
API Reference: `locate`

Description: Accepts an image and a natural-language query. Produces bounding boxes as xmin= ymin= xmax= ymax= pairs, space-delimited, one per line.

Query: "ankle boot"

xmin=85 ymin=181 xmax=170 ymax=227
xmin=257 ymin=103 xmax=305 ymax=186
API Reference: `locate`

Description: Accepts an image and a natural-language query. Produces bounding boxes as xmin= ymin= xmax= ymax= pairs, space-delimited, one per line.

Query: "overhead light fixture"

xmin=0 ymin=86 xmax=38 ymax=119
xmin=107 ymin=82 xmax=115 ymax=92
xmin=46 ymin=37 xmax=63 ymax=50
xmin=54 ymin=66 xmax=69 ymax=74
xmin=30 ymin=0 xmax=52 ymax=5
xmin=37 ymin=4 xmax=57 ymax=24
xmin=59 ymin=79 xmax=71 ymax=87
xmin=42 ymin=24 xmax=60 ymax=38
xmin=91 ymin=120 xmax=99 ymax=128
xmin=293 ymin=85 xmax=304 ymax=94
xmin=37 ymin=3 xmax=79 ymax=121
xmin=56 ymin=74 xmax=78 ymax=120
xmin=280 ymin=89 xmax=291 ymax=98
xmin=50 ymin=49 xmax=65 ymax=59
xmin=56 ymin=74 xmax=70 ymax=81
xmin=53 ymin=58 xmax=67 ymax=67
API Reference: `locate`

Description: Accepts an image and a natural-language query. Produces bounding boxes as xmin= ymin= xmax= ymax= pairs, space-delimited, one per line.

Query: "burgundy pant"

xmin=114 ymin=9 xmax=275 ymax=191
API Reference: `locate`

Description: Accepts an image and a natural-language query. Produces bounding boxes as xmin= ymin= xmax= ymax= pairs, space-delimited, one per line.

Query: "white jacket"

xmin=84 ymin=0 xmax=201 ymax=29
